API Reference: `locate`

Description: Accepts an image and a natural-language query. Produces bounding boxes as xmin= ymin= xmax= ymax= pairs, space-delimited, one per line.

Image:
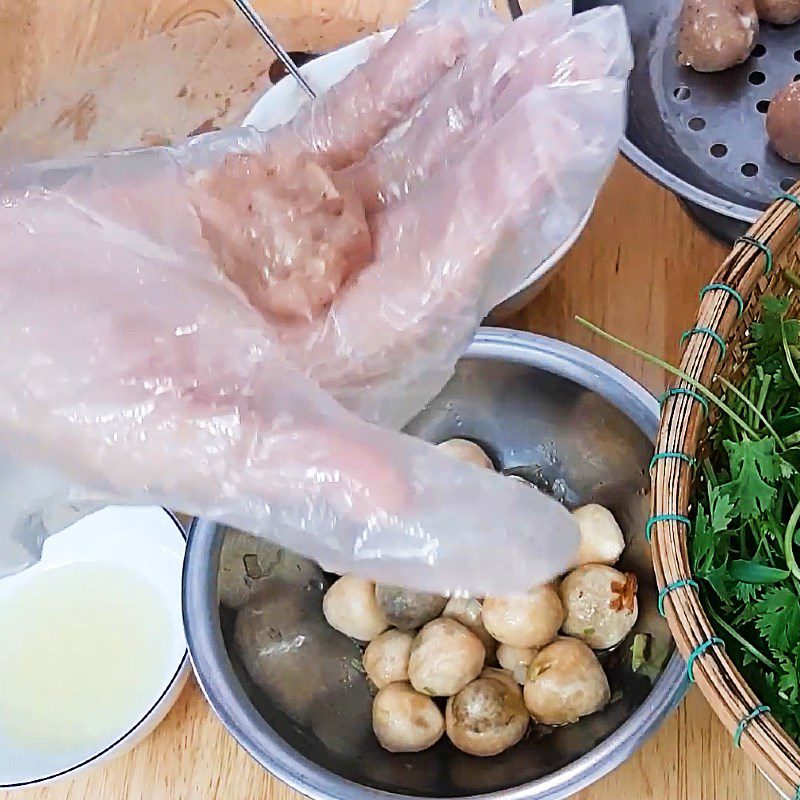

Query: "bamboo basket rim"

xmin=651 ymin=185 xmax=800 ymax=799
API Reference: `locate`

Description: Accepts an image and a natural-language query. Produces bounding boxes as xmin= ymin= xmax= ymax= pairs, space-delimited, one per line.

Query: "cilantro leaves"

xmin=722 ymin=438 xmax=781 ymax=519
xmin=690 ymin=294 xmax=800 ymax=740
xmin=578 ymin=295 xmax=800 ymax=739
xmin=747 ymin=587 xmax=800 ymax=653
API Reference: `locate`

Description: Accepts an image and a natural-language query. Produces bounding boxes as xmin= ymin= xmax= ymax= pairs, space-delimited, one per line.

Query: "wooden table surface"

xmin=2 ymin=160 xmax=779 ymax=800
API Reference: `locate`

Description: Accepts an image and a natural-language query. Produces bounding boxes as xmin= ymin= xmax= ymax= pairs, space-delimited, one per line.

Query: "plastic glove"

xmin=195 ymin=0 xmax=633 ymax=428
xmin=0 ymin=0 xmax=632 ymax=594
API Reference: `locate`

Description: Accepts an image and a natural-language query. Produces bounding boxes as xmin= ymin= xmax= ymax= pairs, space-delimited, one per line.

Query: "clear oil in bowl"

xmin=0 ymin=561 xmax=172 ymax=772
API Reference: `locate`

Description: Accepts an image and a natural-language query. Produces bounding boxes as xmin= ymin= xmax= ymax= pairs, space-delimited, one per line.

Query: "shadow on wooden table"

xmin=510 ymin=159 xmax=727 ymax=398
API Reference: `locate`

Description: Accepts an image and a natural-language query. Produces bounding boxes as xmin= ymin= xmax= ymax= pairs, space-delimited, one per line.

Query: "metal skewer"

xmin=230 ymin=0 xmax=316 ymax=99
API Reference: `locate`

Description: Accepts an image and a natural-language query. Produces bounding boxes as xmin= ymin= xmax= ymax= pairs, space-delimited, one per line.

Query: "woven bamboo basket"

xmin=650 ymin=184 xmax=800 ymax=799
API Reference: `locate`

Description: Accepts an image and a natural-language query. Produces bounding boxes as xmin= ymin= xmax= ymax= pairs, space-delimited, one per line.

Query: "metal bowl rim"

xmin=619 ymin=138 xmax=760 ymax=224
xmin=183 ymin=328 xmax=688 ymax=800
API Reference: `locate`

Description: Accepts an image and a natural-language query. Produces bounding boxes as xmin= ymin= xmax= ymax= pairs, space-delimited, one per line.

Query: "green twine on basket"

xmin=736 ymin=235 xmax=773 ymax=274
xmin=686 ymin=637 xmax=725 ymax=683
xmin=681 ymin=327 xmax=727 ymax=361
xmin=657 ymin=579 xmax=699 ymax=617
xmin=659 ymin=387 xmax=710 ymax=414
xmin=699 ymin=283 xmax=745 ymax=318
xmin=645 ymin=514 xmax=691 ymax=543
xmin=733 ymin=705 xmax=770 ymax=748
xmin=649 ymin=451 xmax=697 ymax=471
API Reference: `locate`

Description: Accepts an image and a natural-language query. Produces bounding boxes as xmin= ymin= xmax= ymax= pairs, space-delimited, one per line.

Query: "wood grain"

xmin=0 ymin=161 xmax=779 ymax=800
xmin=0 ymin=0 xmax=415 ymax=128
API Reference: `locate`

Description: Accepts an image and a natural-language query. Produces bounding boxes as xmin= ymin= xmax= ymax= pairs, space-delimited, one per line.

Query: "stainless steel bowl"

xmin=183 ymin=329 xmax=687 ymax=800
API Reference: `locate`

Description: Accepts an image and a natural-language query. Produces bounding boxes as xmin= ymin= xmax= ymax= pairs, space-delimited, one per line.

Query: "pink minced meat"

xmin=192 ymin=150 xmax=373 ymax=322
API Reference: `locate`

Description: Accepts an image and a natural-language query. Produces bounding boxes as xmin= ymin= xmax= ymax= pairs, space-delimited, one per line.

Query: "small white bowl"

xmin=0 ymin=506 xmax=189 ymax=791
xmin=243 ymin=32 xmax=593 ymax=314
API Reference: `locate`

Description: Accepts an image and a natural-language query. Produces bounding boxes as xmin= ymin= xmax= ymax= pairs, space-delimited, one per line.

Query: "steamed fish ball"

xmin=408 ymin=618 xmax=485 ymax=697
xmin=363 ymin=629 xmax=414 ymax=689
xmin=375 ymin=584 xmax=447 ymax=630
xmin=446 ymin=676 xmax=528 ymax=756
xmin=572 ymin=504 xmax=625 ymax=567
xmin=559 ymin=564 xmax=638 ymax=650
xmin=442 ymin=597 xmax=497 ymax=662
xmin=523 ymin=638 xmax=610 ymax=725
xmin=323 ymin=575 xmax=389 ymax=641
xmin=372 ymin=682 xmax=445 ymax=752
xmin=480 ymin=666 xmax=520 ymax=693
xmin=677 ymin=0 xmax=758 ymax=73
xmin=496 ymin=644 xmax=537 ymax=685
xmin=482 ymin=585 xmax=563 ymax=648
xmin=755 ymin=0 xmax=800 ymax=23
xmin=767 ymin=80 xmax=800 ymax=164
xmin=436 ymin=438 xmax=494 ymax=470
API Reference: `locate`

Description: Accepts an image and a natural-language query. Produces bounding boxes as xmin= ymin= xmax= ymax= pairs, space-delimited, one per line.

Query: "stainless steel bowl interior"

xmin=575 ymin=0 xmax=800 ymax=224
xmin=184 ymin=330 xmax=686 ymax=800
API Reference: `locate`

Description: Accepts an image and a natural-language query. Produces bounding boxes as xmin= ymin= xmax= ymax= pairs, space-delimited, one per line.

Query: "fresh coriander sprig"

xmin=574 ymin=317 xmax=758 ymax=438
xmin=577 ymin=296 xmax=800 ymax=741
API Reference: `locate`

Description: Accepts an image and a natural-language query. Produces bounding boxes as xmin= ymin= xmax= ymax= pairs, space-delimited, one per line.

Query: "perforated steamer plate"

xmin=574 ymin=0 xmax=800 ymax=242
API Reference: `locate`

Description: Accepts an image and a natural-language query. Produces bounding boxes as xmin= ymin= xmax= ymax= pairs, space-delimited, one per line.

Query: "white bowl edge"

xmin=0 ymin=506 xmax=190 ymax=791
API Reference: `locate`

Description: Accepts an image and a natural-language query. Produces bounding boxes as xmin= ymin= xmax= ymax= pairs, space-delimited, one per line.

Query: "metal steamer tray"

xmin=575 ymin=0 xmax=800 ymax=243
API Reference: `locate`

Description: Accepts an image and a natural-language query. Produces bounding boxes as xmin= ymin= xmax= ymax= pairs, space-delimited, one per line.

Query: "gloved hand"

xmin=193 ymin=0 xmax=632 ymax=428
xmin=0 ymin=0 xmax=631 ymax=594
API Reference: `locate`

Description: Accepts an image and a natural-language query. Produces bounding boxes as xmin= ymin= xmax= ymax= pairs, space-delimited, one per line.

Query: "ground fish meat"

xmin=192 ymin=150 xmax=373 ymax=322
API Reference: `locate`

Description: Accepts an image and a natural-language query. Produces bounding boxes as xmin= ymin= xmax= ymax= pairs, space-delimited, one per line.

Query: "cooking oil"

xmin=0 ymin=561 xmax=171 ymax=756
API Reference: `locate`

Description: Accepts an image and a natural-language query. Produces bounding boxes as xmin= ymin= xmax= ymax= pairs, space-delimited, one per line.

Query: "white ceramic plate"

xmin=0 ymin=506 xmax=189 ymax=790
xmin=243 ymin=32 xmax=594 ymax=312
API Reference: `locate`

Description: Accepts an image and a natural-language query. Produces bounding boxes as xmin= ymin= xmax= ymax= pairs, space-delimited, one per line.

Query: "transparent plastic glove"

xmin=0 ymin=192 xmax=577 ymax=593
xmin=277 ymin=0 xmax=633 ymax=427
xmin=189 ymin=0 xmax=632 ymax=428
xmin=0 ymin=0 xmax=632 ymax=594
